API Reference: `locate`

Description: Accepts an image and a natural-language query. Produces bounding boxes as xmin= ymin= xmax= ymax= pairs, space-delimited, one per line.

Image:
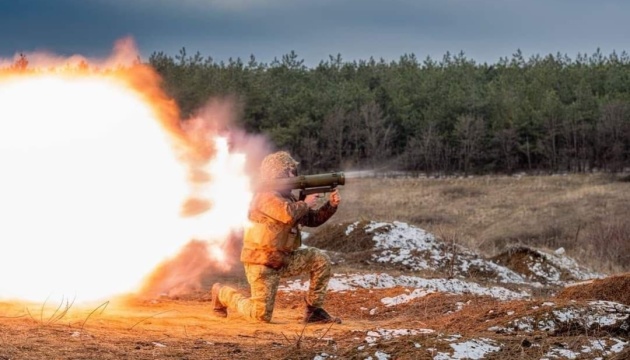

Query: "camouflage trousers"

xmin=218 ymin=246 xmax=331 ymax=322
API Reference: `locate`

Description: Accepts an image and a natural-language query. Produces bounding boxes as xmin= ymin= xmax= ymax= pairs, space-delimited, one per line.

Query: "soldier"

xmin=211 ymin=151 xmax=341 ymax=324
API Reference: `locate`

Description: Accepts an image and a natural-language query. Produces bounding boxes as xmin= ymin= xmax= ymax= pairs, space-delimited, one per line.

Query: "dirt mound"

xmin=308 ymin=221 xmax=530 ymax=285
xmin=491 ymin=245 xmax=603 ymax=286
xmin=304 ymin=220 xmax=377 ymax=253
xmin=310 ymin=221 xmax=603 ymax=292
xmin=556 ymin=273 xmax=630 ymax=305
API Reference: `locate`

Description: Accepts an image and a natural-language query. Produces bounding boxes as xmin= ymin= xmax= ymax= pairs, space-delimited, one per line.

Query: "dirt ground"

xmin=2 ymin=275 xmax=629 ymax=360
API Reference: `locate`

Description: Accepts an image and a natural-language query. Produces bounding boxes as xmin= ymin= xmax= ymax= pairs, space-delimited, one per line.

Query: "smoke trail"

xmin=343 ymin=170 xmax=376 ymax=179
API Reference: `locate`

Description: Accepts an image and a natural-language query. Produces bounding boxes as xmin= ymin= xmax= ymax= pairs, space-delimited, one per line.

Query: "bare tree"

xmin=360 ymin=100 xmax=392 ymax=168
xmin=596 ymin=102 xmax=629 ymax=172
xmin=541 ymin=118 xmax=561 ymax=172
xmin=562 ymin=117 xmax=591 ymax=172
xmin=494 ymin=128 xmax=519 ymax=174
xmin=420 ymin=122 xmax=439 ymax=173
xmin=299 ymin=135 xmax=320 ymax=172
xmin=345 ymin=108 xmax=364 ymax=167
xmin=320 ymin=107 xmax=346 ymax=168
xmin=454 ymin=114 xmax=486 ymax=175
xmin=412 ymin=121 xmax=443 ymax=173
xmin=540 ymin=91 xmax=563 ymax=172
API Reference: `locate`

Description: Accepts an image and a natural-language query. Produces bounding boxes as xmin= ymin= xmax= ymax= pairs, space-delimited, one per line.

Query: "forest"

xmin=7 ymin=48 xmax=630 ymax=174
xmin=147 ymin=48 xmax=630 ymax=175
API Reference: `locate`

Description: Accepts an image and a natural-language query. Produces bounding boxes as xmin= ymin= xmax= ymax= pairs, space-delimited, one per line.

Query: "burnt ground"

xmin=1 ymin=221 xmax=629 ymax=360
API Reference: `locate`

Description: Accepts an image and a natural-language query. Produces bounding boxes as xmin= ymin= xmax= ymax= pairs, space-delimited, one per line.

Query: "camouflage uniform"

xmin=217 ymin=151 xmax=338 ymax=322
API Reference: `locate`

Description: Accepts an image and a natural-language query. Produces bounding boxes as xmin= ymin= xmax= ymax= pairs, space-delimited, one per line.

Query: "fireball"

xmin=0 ymin=40 xmax=252 ymax=303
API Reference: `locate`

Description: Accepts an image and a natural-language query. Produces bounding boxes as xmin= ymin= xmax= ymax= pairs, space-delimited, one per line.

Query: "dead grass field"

xmin=330 ymin=173 xmax=630 ymax=273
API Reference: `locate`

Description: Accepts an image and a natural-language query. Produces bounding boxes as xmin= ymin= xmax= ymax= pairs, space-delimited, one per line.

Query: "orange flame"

xmin=0 ymin=38 xmax=253 ymax=303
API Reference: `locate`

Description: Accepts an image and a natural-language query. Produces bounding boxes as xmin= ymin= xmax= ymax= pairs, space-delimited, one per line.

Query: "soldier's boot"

xmin=211 ymin=283 xmax=227 ymax=318
xmin=304 ymin=305 xmax=341 ymax=324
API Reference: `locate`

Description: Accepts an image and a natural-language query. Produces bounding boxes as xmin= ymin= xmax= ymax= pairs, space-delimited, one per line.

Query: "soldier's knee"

xmin=313 ymin=248 xmax=331 ymax=264
xmin=314 ymin=249 xmax=331 ymax=268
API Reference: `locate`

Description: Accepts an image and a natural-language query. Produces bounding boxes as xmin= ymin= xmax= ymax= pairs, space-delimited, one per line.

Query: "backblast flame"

xmin=0 ymin=40 xmax=253 ymax=303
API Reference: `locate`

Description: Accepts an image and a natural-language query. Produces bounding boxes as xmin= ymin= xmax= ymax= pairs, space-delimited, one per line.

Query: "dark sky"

xmin=1 ymin=0 xmax=629 ymax=66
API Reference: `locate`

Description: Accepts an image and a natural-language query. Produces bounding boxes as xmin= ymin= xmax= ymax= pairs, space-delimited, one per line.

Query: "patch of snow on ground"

xmin=363 ymin=328 xmax=435 ymax=346
xmin=542 ymin=338 xmax=628 ymax=360
xmin=345 ymin=221 xmax=359 ymax=236
xmin=512 ymin=247 xmax=605 ymax=285
xmin=538 ymin=250 xmax=604 ymax=281
xmin=491 ymin=301 xmax=629 ymax=334
xmin=434 ymin=338 xmax=501 ymax=360
xmin=581 ymin=339 xmax=607 ymax=353
xmin=554 ymin=301 xmax=630 ymax=328
xmin=279 ymin=273 xmax=530 ymax=300
xmin=446 ymin=301 xmax=469 ymax=314
xmin=541 ymin=348 xmax=579 ymax=359
xmin=362 ymin=351 xmax=390 ymax=360
xmin=342 ymin=221 xmax=604 ymax=291
xmin=313 ymin=353 xmax=335 ymax=360
xmin=367 ymin=221 xmax=436 ymax=251
xmin=610 ymin=338 xmax=629 ymax=353
xmin=381 ymin=289 xmax=435 ymax=307
xmin=459 ymin=258 xmax=528 ymax=284
xmin=355 ymin=221 xmax=528 ymax=285
xmin=527 ymin=257 xmax=561 ymax=283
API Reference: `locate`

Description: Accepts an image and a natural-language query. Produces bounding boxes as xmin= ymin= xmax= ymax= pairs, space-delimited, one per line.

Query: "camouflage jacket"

xmin=240 ymin=191 xmax=337 ymax=269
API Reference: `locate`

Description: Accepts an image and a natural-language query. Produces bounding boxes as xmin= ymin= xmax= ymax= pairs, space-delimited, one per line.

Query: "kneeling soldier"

xmin=211 ymin=151 xmax=341 ymax=323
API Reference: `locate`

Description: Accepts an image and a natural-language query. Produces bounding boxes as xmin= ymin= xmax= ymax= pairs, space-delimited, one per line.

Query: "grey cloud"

xmin=1 ymin=0 xmax=629 ymax=65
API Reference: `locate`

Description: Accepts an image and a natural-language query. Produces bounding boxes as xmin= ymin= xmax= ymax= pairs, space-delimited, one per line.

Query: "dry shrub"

xmin=556 ymin=273 xmax=630 ymax=305
xmin=579 ymin=217 xmax=630 ymax=273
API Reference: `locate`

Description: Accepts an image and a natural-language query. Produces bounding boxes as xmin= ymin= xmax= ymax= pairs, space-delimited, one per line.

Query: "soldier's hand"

xmin=329 ymin=189 xmax=341 ymax=207
xmin=304 ymin=194 xmax=319 ymax=208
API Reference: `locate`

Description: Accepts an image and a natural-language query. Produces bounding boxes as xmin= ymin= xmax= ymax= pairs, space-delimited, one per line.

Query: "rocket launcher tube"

xmin=257 ymin=172 xmax=345 ymax=200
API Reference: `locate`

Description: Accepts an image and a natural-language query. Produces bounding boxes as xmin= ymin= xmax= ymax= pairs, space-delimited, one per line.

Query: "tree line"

xmin=6 ymin=48 xmax=630 ymax=174
xmin=149 ymin=48 xmax=630 ymax=174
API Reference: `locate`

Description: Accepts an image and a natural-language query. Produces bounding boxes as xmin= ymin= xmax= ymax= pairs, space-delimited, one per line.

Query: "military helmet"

xmin=260 ymin=151 xmax=299 ymax=179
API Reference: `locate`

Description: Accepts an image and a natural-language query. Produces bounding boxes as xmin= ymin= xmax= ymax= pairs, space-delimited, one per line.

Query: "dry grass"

xmin=556 ymin=273 xmax=630 ymax=305
xmin=327 ymin=173 xmax=630 ymax=273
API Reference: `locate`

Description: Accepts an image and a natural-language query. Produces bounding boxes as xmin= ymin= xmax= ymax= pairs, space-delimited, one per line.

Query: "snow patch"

xmin=360 ymin=221 xmax=529 ymax=284
xmin=337 ymin=221 xmax=603 ymax=289
xmin=542 ymin=338 xmax=628 ymax=359
xmin=381 ymin=289 xmax=435 ymax=307
xmin=363 ymin=328 xmax=435 ymax=346
xmin=493 ymin=301 xmax=630 ymax=334
xmin=434 ymin=338 xmax=501 ymax=359
xmin=279 ymin=273 xmax=530 ymax=300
